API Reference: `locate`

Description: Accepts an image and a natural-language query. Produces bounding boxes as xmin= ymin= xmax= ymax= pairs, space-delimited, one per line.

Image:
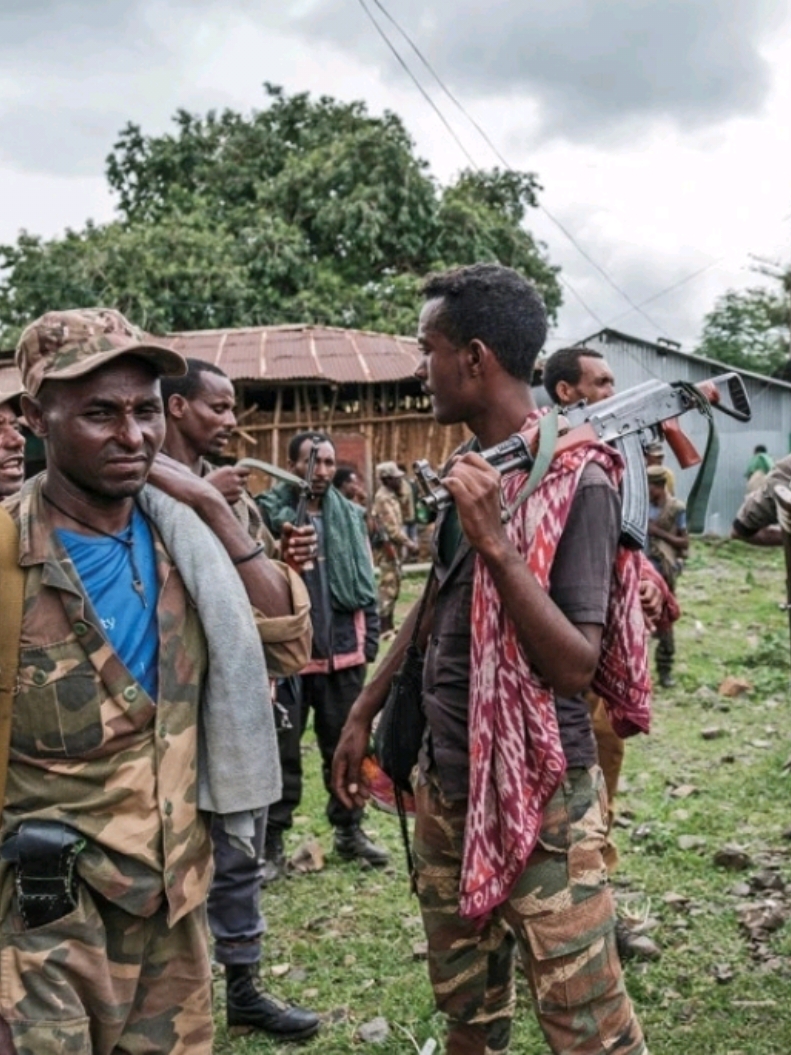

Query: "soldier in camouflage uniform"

xmin=335 ymin=265 xmax=649 ymax=1055
xmin=0 ymin=309 xmax=311 ymax=1055
xmin=372 ymin=461 xmax=419 ymax=635
xmin=0 ymin=388 xmax=25 ymax=499
xmin=161 ymin=358 xmax=320 ymax=1041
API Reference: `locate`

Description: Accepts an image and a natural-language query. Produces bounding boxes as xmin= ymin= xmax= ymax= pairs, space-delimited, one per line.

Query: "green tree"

xmin=696 ymin=286 xmax=790 ymax=377
xmin=0 ymin=85 xmax=561 ymax=343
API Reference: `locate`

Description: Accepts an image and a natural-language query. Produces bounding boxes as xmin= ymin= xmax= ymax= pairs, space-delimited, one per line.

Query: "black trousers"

xmin=267 ymin=665 xmax=366 ymax=834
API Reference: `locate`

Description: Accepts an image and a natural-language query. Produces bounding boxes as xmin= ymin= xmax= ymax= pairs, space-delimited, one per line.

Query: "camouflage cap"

xmin=377 ymin=460 xmax=404 ymax=479
xmin=647 ymin=464 xmax=669 ymax=483
xmin=16 ymin=307 xmax=187 ymax=397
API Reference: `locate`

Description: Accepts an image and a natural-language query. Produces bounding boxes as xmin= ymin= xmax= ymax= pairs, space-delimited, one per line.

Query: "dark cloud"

xmin=293 ymin=0 xmax=789 ymax=141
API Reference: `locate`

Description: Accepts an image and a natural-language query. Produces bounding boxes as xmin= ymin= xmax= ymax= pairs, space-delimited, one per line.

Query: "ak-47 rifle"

xmin=414 ymin=373 xmax=752 ymax=549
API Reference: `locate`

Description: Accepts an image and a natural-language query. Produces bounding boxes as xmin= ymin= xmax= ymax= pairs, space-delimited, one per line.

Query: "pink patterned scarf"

xmin=460 ymin=419 xmax=651 ymax=921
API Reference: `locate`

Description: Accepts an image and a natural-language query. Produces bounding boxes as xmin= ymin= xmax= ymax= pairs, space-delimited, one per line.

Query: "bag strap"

xmin=407 ymin=567 xmax=435 ymax=648
xmin=0 ymin=505 xmax=24 ymax=815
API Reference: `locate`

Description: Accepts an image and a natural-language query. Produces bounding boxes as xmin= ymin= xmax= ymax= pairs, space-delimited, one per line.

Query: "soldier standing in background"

xmin=0 ymin=388 xmax=25 ymax=499
xmin=372 ymin=461 xmax=419 ymax=636
xmin=646 ymin=465 xmax=688 ymax=688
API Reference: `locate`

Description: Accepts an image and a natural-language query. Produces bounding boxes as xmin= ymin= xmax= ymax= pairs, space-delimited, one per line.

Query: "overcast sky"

xmin=1 ymin=0 xmax=790 ymax=350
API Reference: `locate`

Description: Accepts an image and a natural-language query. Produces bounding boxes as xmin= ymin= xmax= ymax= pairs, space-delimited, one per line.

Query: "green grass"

xmin=213 ymin=543 xmax=791 ymax=1054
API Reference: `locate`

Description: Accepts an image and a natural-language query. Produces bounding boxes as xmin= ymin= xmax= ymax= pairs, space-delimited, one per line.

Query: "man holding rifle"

xmin=258 ymin=432 xmax=387 ymax=876
xmin=334 ymin=265 xmax=649 ymax=1055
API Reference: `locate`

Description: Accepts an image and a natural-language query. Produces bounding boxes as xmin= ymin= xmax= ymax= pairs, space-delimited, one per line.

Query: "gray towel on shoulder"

xmin=138 ymin=485 xmax=282 ymax=852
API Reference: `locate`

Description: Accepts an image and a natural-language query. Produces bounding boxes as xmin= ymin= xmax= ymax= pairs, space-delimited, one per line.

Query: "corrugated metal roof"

xmin=166 ymin=324 xmax=420 ymax=383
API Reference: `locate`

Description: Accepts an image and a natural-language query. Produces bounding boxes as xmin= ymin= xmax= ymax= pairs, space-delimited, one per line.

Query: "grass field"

xmin=213 ymin=540 xmax=791 ymax=1055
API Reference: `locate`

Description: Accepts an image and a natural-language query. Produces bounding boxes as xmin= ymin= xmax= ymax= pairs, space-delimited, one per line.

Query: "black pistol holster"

xmin=1 ymin=821 xmax=85 ymax=929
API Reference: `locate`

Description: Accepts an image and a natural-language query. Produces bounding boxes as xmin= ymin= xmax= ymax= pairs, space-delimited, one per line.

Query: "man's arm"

xmin=332 ymin=589 xmax=434 ymax=809
xmin=375 ymin=493 xmax=418 ymax=553
xmin=731 ymin=456 xmax=791 ymax=546
xmin=443 ymin=452 xmax=604 ymax=697
xmin=148 ymin=455 xmax=292 ymax=617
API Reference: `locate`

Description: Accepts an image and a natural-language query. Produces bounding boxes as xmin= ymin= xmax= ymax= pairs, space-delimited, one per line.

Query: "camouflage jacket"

xmin=372 ymin=485 xmax=411 ymax=550
xmin=199 ymin=457 xmax=277 ymax=557
xmin=0 ymin=476 xmax=307 ymax=925
xmin=733 ymin=453 xmax=791 ymax=536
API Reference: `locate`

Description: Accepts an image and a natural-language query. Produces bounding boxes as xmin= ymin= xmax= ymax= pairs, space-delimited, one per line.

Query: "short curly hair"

xmin=421 ymin=263 xmax=547 ymax=382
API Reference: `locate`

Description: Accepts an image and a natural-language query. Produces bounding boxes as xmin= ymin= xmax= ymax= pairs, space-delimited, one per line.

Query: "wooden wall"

xmin=228 ymin=380 xmax=468 ymax=498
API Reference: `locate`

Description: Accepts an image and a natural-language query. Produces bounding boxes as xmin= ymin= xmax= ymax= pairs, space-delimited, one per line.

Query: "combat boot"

xmin=334 ymin=824 xmax=389 ymax=867
xmin=226 ymin=964 xmax=320 ymax=1041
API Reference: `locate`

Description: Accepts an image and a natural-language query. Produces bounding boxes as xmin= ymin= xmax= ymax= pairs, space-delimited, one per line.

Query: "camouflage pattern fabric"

xmin=733 ymin=452 xmax=791 ymax=535
xmin=372 ymin=485 xmax=411 ymax=549
xmin=1 ymin=476 xmax=212 ymax=926
xmin=0 ymin=872 xmax=212 ymax=1055
xmin=413 ymin=766 xmax=648 ymax=1055
xmin=376 ymin=554 xmax=401 ymax=622
xmin=199 ymin=456 xmax=277 ymax=557
xmin=15 ymin=307 xmax=184 ymax=397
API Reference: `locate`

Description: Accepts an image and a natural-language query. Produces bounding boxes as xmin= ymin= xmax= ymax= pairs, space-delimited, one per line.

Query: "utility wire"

xmin=355 ymin=0 xmax=478 ymax=170
xmin=366 ymin=0 xmax=672 ymax=338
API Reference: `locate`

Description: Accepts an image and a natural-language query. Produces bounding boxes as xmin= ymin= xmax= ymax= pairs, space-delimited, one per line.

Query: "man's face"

xmin=415 ymin=298 xmax=471 ymax=426
xmin=0 ymin=400 xmax=25 ymax=498
xmin=338 ymin=472 xmax=363 ymax=502
xmin=290 ymin=439 xmax=336 ymax=498
xmin=563 ymin=356 xmax=615 ymax=406
xmin=648 ymin=481 xmax=666 ymax=505
xmin=172 ymin=371 xmax=236 ymax=457
xmin=26 ymin=357 xmax=165 ymax=501
xmin=382 ymin=474 xmax=402 ymax=494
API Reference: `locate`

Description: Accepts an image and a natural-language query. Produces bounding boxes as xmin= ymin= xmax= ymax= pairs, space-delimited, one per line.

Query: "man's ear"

xmin=555 ymin=380 xmax=575 ymax=406
xmin=19 ymin=393 xmax=46 ymax=438
xmin=167 ymin=393 xmax=188 ymax=420
xmin=465 ymin=338 xmax=488 ymax=377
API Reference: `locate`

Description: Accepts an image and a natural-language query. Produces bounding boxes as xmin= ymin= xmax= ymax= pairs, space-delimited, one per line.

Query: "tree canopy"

xmin=0 ymin=84 xmax=562 ymax=344
xmin=696 ymin=285 xmax=790 ymax=378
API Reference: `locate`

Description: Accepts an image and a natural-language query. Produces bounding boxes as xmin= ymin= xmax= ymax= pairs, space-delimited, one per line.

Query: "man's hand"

xmin=281 ymin=522 xmax=318 ymax=572
xmin=204 ymin=465 xmax=251 ymax=505
xmin=148 ymin=453 xmax=224 ymax=509
xmin=442 ymin=452 xmax=509 ymax=556
xmin=332 ymin=710 xmax=373 ymax=810
xmin=638 ymin=578 xmax=663 ymax=631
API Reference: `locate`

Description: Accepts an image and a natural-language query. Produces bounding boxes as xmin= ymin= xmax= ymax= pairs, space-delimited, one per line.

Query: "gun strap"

xmin=677 ymin=384 xmax=719 ymax=534
xmin=0 ymin=506 xmax=24 ymax=814
xmin=507 ymin=406 xmax=560 ymax=515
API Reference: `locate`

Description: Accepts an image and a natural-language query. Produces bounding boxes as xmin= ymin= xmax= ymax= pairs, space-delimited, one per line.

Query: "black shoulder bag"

xmin=374 ymin=570 xmax=434 ymax=794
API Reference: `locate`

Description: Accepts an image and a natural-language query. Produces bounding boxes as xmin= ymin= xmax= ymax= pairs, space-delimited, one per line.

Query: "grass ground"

xmin=213 ymin=541 xmax=791 ymax=1055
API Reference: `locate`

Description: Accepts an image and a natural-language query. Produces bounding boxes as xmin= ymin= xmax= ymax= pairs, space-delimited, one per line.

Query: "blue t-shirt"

xmin=57 ymin=506 xmax=160 ymax=700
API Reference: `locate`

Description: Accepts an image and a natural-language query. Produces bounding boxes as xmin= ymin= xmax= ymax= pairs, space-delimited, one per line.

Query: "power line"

xmin=365 ymin=0 xmax=674 ymax=339
xmin=355 ymin=0 xmax=478 ymax=170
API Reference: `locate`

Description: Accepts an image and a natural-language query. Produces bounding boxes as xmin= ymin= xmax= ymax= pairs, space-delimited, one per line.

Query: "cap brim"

xmin=0 ymin=386 xmax=24 ymax=412
xmin=39 ymin=341 xmax=187 ymax=390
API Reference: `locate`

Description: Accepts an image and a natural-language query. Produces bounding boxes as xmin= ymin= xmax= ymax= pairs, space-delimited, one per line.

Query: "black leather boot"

xmin=333 ymin=824 xmax=389 ymax=867
xmin=225 ymin=964 xmax=320 ymax=1040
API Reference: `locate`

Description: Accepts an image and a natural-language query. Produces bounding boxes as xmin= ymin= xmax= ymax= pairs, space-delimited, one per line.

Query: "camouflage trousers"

xmin=413 ymin=766 xmax=648 ymax=1055
xmin=376 ymin=555 xmax=402 ymax=622
xmin=0 ymin=874 xmax=213 ymax=1055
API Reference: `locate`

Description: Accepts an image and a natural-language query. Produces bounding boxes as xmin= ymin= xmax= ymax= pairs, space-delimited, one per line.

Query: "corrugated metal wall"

xmin=581 ymin=331 xmax=791 ymax=533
